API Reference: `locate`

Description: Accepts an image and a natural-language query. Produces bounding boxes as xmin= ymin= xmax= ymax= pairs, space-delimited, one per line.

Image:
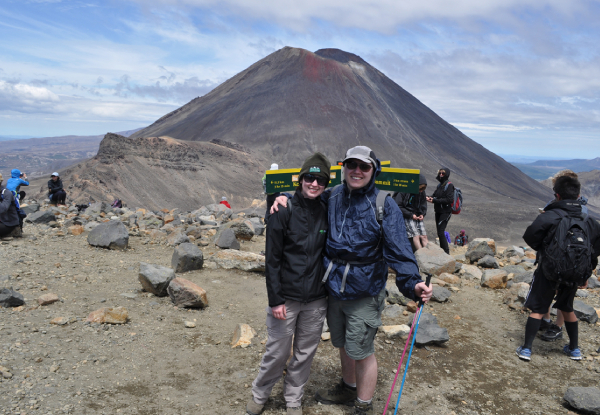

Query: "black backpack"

xmin=541 ymin=210 xmax=593 ymax=287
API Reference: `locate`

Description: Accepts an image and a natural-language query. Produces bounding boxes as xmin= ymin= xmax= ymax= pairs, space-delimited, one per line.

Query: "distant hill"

xmin=46 ymin=47 xmax=552 ymax=243
xmin=541 ymin=169 xmax=600 ymax=208
xmin=512 ymin=157 xmax=600 ymax=181
xmin=0 ymin=128 xmax=142 ymax=179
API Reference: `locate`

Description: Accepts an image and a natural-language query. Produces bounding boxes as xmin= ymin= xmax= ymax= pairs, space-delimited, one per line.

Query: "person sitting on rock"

xmin=393 ymin=174 xmax=428 ymax=252
xmin=6 ymin=169 xmax=29 ymax=202
xmin=454 ymin=230 xmax=468 ymax=246
xmin=247 ymin=153 xmax=331 ymax=415
xmin=48 ymin=172 xmax=67 ymax=206
xmin=219 ymin=196 xmax=231 ymax=209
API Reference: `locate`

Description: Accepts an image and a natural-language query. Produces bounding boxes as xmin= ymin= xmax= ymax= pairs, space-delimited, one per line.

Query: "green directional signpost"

xmin=265 ymin=162 xmax=420 ymax=194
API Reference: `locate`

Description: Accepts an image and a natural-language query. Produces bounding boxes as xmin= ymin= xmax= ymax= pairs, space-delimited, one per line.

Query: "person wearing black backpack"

xmin=426 ymin=167 xmax=454 ymax=254
xmin=516 ymin=175 xmax=600 ymax=362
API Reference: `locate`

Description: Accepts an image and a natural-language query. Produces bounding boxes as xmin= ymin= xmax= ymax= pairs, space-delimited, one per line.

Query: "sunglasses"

xmin=344 ymin=160 xmax=373 ymax=172
xmin=303 ymin=174 xmax=329 ymax=186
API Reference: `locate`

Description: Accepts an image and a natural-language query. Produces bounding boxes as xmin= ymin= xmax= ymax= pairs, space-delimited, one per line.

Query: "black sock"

xmin=523 ymin=317 xmax=542 ymax=349
xmin=564 ymin=321 xmax=578 ymax=350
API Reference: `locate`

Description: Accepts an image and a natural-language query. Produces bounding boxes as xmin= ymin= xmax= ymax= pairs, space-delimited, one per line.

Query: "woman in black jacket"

xmin=247 ymin=153 xmax=330 ymax=415
xmin=48 ymin=172 xmax=67 ymax=206
xmin=0 ymin=185 xmax=20 ymax=237
xmin=427 ymin=167 xmax=454 ymax=254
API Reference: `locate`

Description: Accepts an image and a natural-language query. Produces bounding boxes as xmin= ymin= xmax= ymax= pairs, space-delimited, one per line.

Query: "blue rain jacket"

xmin=6 ymin=169 xmax=29 ymax=192
xmin=322 ymin=162 xmax=422 ymax=301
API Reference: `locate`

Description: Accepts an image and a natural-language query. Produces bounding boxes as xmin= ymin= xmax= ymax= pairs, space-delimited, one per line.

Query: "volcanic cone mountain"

xmin=52 ymin=47 xmax=554 ymax=243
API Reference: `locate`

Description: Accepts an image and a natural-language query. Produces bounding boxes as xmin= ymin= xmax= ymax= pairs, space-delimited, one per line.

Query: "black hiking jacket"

xmin=393 ymin=191 xmax=427 ymax=218
xmin=431 ymin=179 xmax=454 ymax=214
xmin=265 ymin=190 xmax=328 ymax=307
xmin=48 ymin=178 xmax=64 ymax=195
xmin=523 ymin=200 xmax=600 ymax=271
xmin=0 ymin=187 xmax=20 ymax=227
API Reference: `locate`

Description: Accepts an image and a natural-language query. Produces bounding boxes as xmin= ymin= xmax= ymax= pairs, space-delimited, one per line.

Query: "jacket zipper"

xmin=339 ymin=191 xmax=352 ymax=238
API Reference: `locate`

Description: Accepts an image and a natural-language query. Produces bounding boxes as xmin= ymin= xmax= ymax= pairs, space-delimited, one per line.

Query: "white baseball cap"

xmin=51 ymin=172 xmax=59 ymax=177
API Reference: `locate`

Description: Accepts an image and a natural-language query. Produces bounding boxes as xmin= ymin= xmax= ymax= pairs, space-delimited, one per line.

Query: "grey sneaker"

xmin=287 ymin=406 xmax=302 ymax=415
xmin=246 ymin=398 xmax=264 ymax=415
xmin=540 ymin=324 xmax=563 ymax=342
xmin=315 ymin=380 xmax=357 ymax=405
xmin=349 ymin=399 xmax=373 ymax=414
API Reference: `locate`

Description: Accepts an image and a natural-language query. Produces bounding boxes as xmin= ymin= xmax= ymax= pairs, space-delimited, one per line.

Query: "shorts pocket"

xmin=360 ymin=318 xmax=381 ymax=347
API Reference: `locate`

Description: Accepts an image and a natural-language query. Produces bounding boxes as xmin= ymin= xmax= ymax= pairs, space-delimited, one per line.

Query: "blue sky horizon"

xmin=1 ymin=0 xmax=599 ymax=159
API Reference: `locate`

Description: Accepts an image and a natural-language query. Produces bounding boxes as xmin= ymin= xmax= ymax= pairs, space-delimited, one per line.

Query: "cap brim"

xmin=342 ymin=155 xmax=373 ymax=164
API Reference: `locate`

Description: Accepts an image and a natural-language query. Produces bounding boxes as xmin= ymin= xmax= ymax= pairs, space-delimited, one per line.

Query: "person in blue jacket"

xmin=6 ymin=169 xmax=29 ymax=202
xmin=273 ymin=145 xmax=432 ymax=415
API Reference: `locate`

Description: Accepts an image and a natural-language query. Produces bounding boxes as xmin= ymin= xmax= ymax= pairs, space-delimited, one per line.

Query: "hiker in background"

xmin=48 ymin=172 xmax=67 ymax=206
xmin=426 ymin=167 xmax=454 ymax=254
xmin=272 ymin=145 xmax=432 ymax=415
xmin=263 ymin=163 xmax=279 ymax=223
xmin=6 ymin=169 xmax=29 ymax=202
xmin=454 ymin=230 xmax=468 ymax=246
xmin=393 ymin=174 xmax=428 ymax=251
xmin=516 ymin=175 xmax=600 ymax=362
xmin=220 ymin=196 xmax=231 ymax=209
xmin=247 ymin=153 xmax=330 ymax=415
xmin=0 ymin=174 xmax=20 ymax=237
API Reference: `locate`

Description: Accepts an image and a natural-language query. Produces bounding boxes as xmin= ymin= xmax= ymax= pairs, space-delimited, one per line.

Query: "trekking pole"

xmin=391 ymin=273 xmax=432 ymax=415
xmin=381 ymin=305 xmax=420 ymax=415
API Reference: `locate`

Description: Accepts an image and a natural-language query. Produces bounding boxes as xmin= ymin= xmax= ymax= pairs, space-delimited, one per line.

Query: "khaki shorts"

xmin=327 ymin=288 xmax=386 ymax=360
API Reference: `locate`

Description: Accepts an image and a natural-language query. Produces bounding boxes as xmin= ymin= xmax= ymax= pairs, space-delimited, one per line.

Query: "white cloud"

xmin=0 ymin=80 xmax=60 ymax=112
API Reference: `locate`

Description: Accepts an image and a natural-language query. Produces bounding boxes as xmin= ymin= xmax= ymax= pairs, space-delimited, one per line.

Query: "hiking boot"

xmin=246 ymin=398 xmax=264 ymax=415
xmin=286 ymin=407 xmax=302 ymax=415
xmin=563 ymin=345 xmax=583 ymax=361
xmin=315 ymin=380 xmax=357 ymax=405
xmin=516 ymin=346 xmax=532 ymax=361
xmin=349 ymin=399 xmax=373 ymax=415
xmin=540 ymin=324 xmax=563 ymax=342
xmin=539 ymin=319 xmax=553 ymax=331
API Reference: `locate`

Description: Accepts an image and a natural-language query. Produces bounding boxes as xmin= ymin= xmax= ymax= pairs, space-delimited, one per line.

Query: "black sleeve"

xmin=394 ymin=193 xmax=413 ymax=219
xmin=433 ymin=182 xmax=454 ymax=205
xmin=264 ymin=206 xmax=289 ymax=307
xmin=523 ymin=212 xmax=560 ymax=251
xmin=588 ymin=219 xmax=600 ymax=269
xmin=421 ymin=192 xmax=428 ymax=217
xmin=0 ymin=190 xmax=14 ymax=215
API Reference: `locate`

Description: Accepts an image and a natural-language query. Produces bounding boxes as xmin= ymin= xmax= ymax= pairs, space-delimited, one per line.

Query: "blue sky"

xmin=1 ymin=0 xmax=599 ymax=158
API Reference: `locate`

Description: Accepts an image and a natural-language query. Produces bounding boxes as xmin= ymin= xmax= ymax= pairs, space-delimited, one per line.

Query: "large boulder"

xmin=385 ymin=280 xmax=409 ymax=305
xmin=215 ymin=228 xmax=240 ymax=250
xmin=85 ymin=201 xmax=112 ymax=215
xmin=503 ymin=246 xmax=525 ymax=258
xmin=502 ymin=265 xmax=526 ymax=275
xmin=587 ymin=275 xmax=600 ymax=289
xmin=25 ymin=210 xmax=56 ymax=224
xmin=138 ymin=263 xmax=175 ymax=296
xmin=21 ymin=203 xmax=39 ymax=215
xmin=206 ymin=203 xmax=233 ymax=220
xmin=431 ymin=286 xmax=451 ymax=302
xmin=171 ymin=243 xmax=204 ymax=272
xmin=410 ymin=313 xmax=449 ymax=345
xmin=481 ymin=269 xmax=508 ymax=289
xmin=465 ymin=239 xmax=496 ymax=263
xmin=502 ymin=282 xmax=530 ymax=307
xmin=460 ymin=264 xmax=483 ymax=280
xmin=209 ymin=250 xmax=265 ymax=272
xmin=414 ymin=244 xmax=456 ymax=276
xmin=167 ymin=231 xmax=189 ymax=246
xmin=249 ymin=217 xmax=265 ymax=236
xmin=477 ymin=255 xmax=499 ymax=269
xmin=87 ymin=220 xmax=129 ymax=250
xmin=513 ymin=271 xmax=534 ymax=284
xmin=168 ymin=278 xmax=208 ymax=308
xmin=219 ymin=218 xmax=255 ymax=241
xmin=564 ymin=387 xmax=600 ymax=415
xmin=0 ymin=288 xmax=24 ymax=308
xmin=574 ymin=300 xmax=599 ymax=324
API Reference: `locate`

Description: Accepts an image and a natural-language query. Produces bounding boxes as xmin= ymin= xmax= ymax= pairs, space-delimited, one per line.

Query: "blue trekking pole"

xmin=392 ymin=273 xmax=432 ymax=415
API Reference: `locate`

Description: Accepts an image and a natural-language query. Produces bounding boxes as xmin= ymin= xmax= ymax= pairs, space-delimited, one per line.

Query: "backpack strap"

xmin=375 ymin=190 xmax=389 ymax=225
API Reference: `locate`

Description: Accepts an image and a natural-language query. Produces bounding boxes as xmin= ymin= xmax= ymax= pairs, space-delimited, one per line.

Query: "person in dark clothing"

xmin=426 ymin=167 xmax=454 ymax=254
xmin=516 ymin=175 xmax=600 ymax=362
xmin=0 ymin=182 xmax=20 ymax=237
xmin=454 ymin=230 xmax=468 ymax=246
xmin=247 ymin=153 xmax=330 ymax=415
xmin=48 ymin=172 xmax=67 ymax=205
xmin=393 ymin=174 xmax=428 ymax=251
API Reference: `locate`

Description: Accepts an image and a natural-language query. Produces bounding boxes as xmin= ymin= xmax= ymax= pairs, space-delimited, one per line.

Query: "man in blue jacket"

xmin=273 ymin=146 xmax=432 ymax=414
xmin=6 ymin=169 xmax=29 ymax=201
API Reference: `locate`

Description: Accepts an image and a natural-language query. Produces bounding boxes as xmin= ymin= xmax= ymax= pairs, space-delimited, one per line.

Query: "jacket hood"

xmin=11 ymin=169 xmax=21 ymax=179
xmin=545 ymin=199 xmax=583 ymax=216
xmin=436 ymin=167 xmax=450 ymax=183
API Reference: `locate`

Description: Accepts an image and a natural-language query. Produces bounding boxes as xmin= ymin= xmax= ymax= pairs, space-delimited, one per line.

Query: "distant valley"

xmin=511 ymin=157 xmax=600 ymax=181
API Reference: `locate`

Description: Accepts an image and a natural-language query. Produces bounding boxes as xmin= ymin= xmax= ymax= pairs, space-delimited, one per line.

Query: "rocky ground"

xmin=1 ymin=201 xmax=599 ymax=415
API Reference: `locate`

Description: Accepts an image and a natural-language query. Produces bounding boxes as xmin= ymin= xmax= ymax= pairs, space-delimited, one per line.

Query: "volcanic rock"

xmin=215 ymin=228 xmax=240 ymax=250
xmin=171 ymin=243 xmax=204 ymax=272
xmin=167 ymin=277 xmax=208 ymax=308
xmin=210 ymin=250 xmax=264 ymax=272
xmin=138 ymin=263 xmax=175 ymax=297
xmin=563 ymin=387 xmax=600 ymax=415
xmin=0 ymin=288 xmax=24 ymax=308
xmin=414 ymin=244 xmax=455 ymax=276
xmin=87 ymin=220 xmax=129 ymax=250
xmin=574 ymin=300 xmax=598 ymax=324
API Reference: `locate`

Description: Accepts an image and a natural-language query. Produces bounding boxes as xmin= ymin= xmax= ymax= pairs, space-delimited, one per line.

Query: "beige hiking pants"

xmin=251 ymin=298 xmax=327 ymax=407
